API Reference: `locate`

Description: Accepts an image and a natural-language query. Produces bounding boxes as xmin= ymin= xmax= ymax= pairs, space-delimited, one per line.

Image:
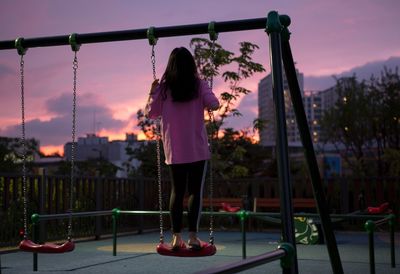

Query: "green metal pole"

xmin=388 ymin=214 xmax=396 ymax=268
xmin=279 ymin=17 xmax=343 ymax=274
xmin=266 ymin=11 xmax=298 ymax=274
xmin=365 ymin=220 xmax=375 ymax=274
xmin=238 ymin=211 xmax=248 ymax=259
xmin=112 ymin=208 xmax=120 ymax=256
xmin=31 ymin=214 xmax=39 ymax=272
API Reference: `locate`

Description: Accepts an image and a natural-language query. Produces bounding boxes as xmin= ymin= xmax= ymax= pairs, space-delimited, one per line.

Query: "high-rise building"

xmin=257 ymin=69 xmax=304 ymax=147
xmin=304 ymin=92 xmax=323 ymax=143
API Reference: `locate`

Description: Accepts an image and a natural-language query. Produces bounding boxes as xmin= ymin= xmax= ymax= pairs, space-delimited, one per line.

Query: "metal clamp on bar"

xmin=147 ymin=26 xmax=158 ymax=46
xmin=15 ymin=37 xmax=27 ymax=55
xmin=265 ymin=10 xmax=283 ymax=34
xmin=279 ymin=15 xmax=292 ymax=42
xmin=208 ymin=21 xmax=218 ymax=41
xmin=278 ymin=242 xmax=295 ymax=269
xmin=69 ymin=33 xmax=81 ymax=52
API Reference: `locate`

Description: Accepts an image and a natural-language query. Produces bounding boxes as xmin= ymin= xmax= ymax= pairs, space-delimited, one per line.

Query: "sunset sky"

xmin=0 ymin=0 xmax=399 ymax=155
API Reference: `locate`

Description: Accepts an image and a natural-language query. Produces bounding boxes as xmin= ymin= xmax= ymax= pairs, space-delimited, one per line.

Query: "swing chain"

xmin=148 ymin=31 xmax=164 ymax=242
xmin=147 ymin=26 xmax=158 ymax=81
xmin=19 ymin=53 xmax=28 ymax=239
xmin=156 ymin=120 xmax=164 ymax=243
xmin=208 ymin=110 xmax=215 ymax=244
xmin=207 ymin=22 xmax=218 ymax=244
xmin=68 ymin=50 xmax=79 ymax=240
xmin=151 ymin=45 xmax=157 ymax=81
xmin=15 ymin=37 xmax=28 ymax=239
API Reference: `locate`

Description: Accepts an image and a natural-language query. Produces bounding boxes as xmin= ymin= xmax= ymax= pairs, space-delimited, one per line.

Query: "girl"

xmin=145 ymin=47 xmax=219 ymax=250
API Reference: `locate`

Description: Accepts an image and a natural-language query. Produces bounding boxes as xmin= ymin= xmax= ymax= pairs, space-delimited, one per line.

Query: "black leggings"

xmin=169 ymin=160 xmax=207 ymax=233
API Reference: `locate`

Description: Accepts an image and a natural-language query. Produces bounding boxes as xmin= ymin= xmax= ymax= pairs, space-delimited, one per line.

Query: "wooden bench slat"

xmin=253 ymin=197 xmax=316 ymax=212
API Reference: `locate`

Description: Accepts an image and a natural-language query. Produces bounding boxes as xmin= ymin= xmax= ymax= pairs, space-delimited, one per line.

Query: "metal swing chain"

xmin=208 ymin=38 xmax=217 ymax=244
xmin=151 ymin=45 xmax=157 ymax=81
xmin=150 ymin=43 xmax=164 ymax=243
xmin=68 ymin=51 xmax=78 ymax=240
xmin=19 ymin=54 xmax=28 ymax=239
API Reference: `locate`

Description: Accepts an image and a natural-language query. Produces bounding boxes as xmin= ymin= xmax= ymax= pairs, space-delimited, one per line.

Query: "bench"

xmin=253 ymin=197 xmax=316 ymax=212
xmin=183 ymin=197 xmax=243 ymax=212
xmin=182 ymin=197 xmax=316 ymax=212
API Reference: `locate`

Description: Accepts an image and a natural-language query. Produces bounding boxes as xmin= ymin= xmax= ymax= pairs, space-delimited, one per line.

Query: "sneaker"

xmin=188 ymin=233 xmax=202 ymax=251
xmin=171 ymin=233 xmax=185 ymax=251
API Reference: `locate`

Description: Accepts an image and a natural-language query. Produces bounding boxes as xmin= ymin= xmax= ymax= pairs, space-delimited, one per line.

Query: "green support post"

xmin=266 ymin=11 xmax=298 ymax=274
xmin=388 ymin=214 xmax=396 ymax=268
xmin=279 ymin=16 xmax=343 ymax=274
xmin=112 ymin=208 xmax=120 ymax=256
xmin=31 ymin=213 xmax=40 ymax=272
xmin=238 ymin=210 xmax=249 ymax=259
xmin=365 ymin=220 xmax=375 ymax=274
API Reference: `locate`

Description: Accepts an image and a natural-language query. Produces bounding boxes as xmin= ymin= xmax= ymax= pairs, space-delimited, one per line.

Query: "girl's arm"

xmin=202 ymin=81 xmax=219 ymax=111
xmin=144 ymin=79 xmax=162 ymax=118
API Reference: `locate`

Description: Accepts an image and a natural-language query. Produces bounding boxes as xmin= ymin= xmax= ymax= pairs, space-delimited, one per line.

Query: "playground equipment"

xmin=0 ymin=10 xmax=352 ymax=274
xmin=14 ymin=35 xmax=81 ymax=254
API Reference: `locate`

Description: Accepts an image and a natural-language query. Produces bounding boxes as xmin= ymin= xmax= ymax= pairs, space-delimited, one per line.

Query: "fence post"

xmin=340 ymin=178 xmax=349 ymax=213
xmin=364 ymin=220 xmax=375 ymax=274
xmin=388 ymin=214 xmax=396 ymax=268
xmin=95 ymin=176 xmax=103 ymax=240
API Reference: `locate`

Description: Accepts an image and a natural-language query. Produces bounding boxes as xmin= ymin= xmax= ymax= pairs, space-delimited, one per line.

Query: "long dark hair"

xmin=160 ymin=47 xmax=199 ymax=102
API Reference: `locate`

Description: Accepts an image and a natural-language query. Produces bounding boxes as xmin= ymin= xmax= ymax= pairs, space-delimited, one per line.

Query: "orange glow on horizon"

xmin=40 ymin=145 xmax=63 ymax=156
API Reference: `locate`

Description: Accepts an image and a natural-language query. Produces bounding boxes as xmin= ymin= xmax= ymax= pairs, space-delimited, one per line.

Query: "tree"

xmin=368 ymin=67 xmax=400 ymax=175
xmin=136 ymin=38 xmax=265 ymax=139
xmin=0 ymin=137 xmax=39 ymax=173
xmin=320 ymin=76 xmax=373 ymax=176
xmin=125 ymin=140 xmax=168 ymax=178
xmin=131 ymin=38 xmax=266 ymax=178
xmin=190 ymin=38 xmax=265 ymax=134
xmin=211 ymin=128 xmax=271 ymax=179
xmin=321 ymin=67 xmax=400 ymax=176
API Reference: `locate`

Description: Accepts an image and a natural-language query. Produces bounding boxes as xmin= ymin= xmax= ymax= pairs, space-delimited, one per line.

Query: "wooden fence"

xmin=1 ymin=173 xmax=399 ymax=247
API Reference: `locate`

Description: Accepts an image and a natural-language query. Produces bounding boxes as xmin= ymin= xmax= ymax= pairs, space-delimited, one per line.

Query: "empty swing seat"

xmin=220 ymin=202 xmax=241 ymax=212
xmin=157 ymin=241 xmax=216 ymax=257
xmin=19 ymin=239 xmax=75 ymax=253
xmin=367 ymin=202 xmax=391 ymax=214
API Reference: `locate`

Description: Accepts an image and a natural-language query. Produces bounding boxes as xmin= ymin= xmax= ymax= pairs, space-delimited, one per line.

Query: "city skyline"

xmin=0 ymin=0 xmax=399 ymax=155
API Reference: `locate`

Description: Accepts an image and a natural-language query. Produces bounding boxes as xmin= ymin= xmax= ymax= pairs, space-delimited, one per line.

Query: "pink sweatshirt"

xmin=146 ymin=80 xmax=219 ymax=165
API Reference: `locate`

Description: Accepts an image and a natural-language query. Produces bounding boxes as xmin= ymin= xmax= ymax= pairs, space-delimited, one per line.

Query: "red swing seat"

xmin=19 ymin=239 xmax=75 ymax=253
xmin=156 ymin=240 xmax=216 ymax=257
xmin=220 ymin=202 xmax=241 ymax=213
xmin=367 ymin=202 xmax=392 ymax=215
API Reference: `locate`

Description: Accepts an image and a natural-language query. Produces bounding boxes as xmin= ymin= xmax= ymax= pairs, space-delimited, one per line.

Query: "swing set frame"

xmin=0 ymin=10 xmax=344 ymax=274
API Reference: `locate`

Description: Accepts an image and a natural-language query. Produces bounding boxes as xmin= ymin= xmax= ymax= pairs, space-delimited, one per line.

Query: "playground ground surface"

xmin=1 ymin=229 xmax=399 ymax=274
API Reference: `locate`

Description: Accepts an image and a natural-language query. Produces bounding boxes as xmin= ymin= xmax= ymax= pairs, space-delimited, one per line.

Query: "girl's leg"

xmin=169 ymin=163 xmax=187 ymax=233
xmin=187 ymin=160 xmax=207 ymax=234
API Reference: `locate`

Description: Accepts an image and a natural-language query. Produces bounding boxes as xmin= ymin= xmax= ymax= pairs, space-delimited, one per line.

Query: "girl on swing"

xmin=145 ymin=47 xmax=219 ymax=251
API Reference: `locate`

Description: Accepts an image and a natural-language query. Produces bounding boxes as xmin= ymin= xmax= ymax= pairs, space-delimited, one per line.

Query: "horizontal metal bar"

xmin=0 ymin=17 xmax=268 ymax=51
xmin=33 ymin=210 xmax=389 ymax=222
xmin=373 ymin=216 xmax=392 ymax=227
xmin=195 ymin=248 xmax=286 ymax=274
xmin=119 ymin=210 xmax=240 ymax=217
xmin=36 ymin=210 xmax=113 ymax=221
